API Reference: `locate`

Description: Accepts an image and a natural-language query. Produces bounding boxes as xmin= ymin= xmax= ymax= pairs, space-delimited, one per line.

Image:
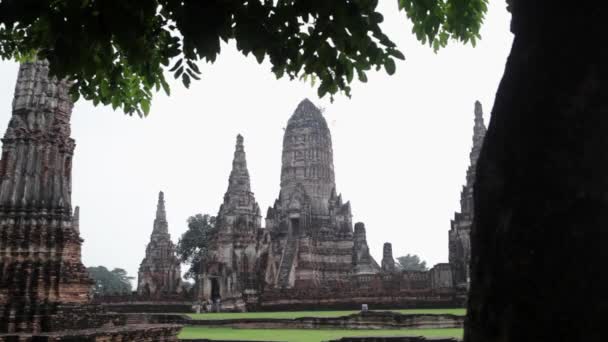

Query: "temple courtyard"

xmin=179 ymin=327 xmax=463 ymax=342
xmin=178 ymin=308 xmax=464 ymax=341
xmin=187 ymin=308 xmax=466 ymax=320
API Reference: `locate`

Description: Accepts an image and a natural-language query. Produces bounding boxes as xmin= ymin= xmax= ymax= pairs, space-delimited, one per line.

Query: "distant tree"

xmin=176 ymin=214 xmax=217 ymax=279
xmin=396 ymin=254 xmax=428 ymax=271
xmin=87 ymin=266 xmax=134 ymax=296
xmin=0 ymin=1 xmax=487 ymax=115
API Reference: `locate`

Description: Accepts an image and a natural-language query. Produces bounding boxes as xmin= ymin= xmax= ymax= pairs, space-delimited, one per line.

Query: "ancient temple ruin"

xmin=264 ymin=99 xmax=380 ymax=289
xmin=137 ymin=191 xmax=183 ymax=298
xmin=197 ymin=99 xmax=460 ymax=311
xmin=0 ymin=61 xmax=179 ymax=339
xmin=381 ymin=243 xmax=397 ymax=273
xmin=449 ymin=101 xmax=487 ymax=287
xmin=0 ymin=59 xmax=91 ymax=333
xmin=198 ymin=135 xmax=265 ymax=311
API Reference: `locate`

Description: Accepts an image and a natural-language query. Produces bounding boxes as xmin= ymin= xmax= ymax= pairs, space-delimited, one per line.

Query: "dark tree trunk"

xmin=466 ymin=2 xmax=608 ymax=341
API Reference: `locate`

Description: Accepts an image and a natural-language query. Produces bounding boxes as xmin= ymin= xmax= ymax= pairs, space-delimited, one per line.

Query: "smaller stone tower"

xmin=381 ymin=242 xmax=397 ymax=272
xmin=137 ymin=191 xmax=183 ymax=298
xmin=198 ymin=134 xmax=265 ymax=311
xmin=449 ymin=100 xmax=487 ymax=287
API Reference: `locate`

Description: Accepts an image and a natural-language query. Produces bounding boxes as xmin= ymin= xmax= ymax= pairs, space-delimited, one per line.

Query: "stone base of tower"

xmin=259 ymin=288 xmax=464 ymax=312
xmin=0 ymin=324 xmax=181 ymax=342
xmin=0 ymin=304 xmax=181 ymax=341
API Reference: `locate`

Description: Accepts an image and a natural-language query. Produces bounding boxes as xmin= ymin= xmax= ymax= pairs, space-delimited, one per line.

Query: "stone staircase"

xmin=277 ymin=237 xmax=298 ymax=288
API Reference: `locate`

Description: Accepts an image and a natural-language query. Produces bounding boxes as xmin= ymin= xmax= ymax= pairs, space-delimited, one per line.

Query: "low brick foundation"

xmin=329 ymin=338 xmax=459 ymax=342
xmin=0 ymin=324 xmax=181 ymax=342
xmin=130 ymin=311 xmax=463 ymax=331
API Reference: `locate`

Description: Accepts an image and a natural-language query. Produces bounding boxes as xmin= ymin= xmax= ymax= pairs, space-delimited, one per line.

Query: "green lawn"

xmin=187 ymin=308 xmax=465 ymax=320
xmin=179 ymin=327 xmax=463 ymax=342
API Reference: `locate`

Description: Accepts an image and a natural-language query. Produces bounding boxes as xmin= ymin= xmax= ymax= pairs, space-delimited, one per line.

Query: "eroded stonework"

xmin=198 ymin=135 xmax=265 ymax=311
xmin=264 ymin=99 xmax=380 ymax=289
xmin=198 ymin=99 xmax=459 ymax=310
xmin=449 ymin=101 xmax=487 ymax=287
xmin=0 ymin=61 xmax=179 ymax=340
xmin=0 ymin=61 xmax=92 ymax=333
xmin=137 ymin=191 xmax=183 ymax=298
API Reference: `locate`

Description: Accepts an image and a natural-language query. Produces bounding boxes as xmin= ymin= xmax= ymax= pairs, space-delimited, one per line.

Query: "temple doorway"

xmin=290 ymin=218 xmax=300 ymax=237
xmin=211 ymin=278 xmax=221 ymax=301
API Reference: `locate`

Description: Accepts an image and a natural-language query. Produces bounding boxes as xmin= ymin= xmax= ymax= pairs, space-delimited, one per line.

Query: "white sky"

xmin=0 ymin=2 xmax=513 ymax=282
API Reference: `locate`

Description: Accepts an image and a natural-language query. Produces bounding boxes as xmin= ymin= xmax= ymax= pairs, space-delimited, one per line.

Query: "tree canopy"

xmin=176 ymin=214 xmax=217 ymax=279
xmin=87 ymin=266 xmax=134 ymax=296
xmin=0 ymin=0 xmax=486 ymax=116
xmin=396 ymin=253 xmax=428 ymax=271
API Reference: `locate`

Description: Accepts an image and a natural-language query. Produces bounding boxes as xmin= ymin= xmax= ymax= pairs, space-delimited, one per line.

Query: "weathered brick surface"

xmin=0 ymin=61 xmax=92 ymax=333
xmin=196 ymin=99 xmax=460 ymax=310
xmin=0 ymin=61 xmax=180 ymax=340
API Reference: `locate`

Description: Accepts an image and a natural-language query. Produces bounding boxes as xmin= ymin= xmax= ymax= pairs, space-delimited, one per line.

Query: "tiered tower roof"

xmin=218 ymin=134 xmax=260 ymax=219
xmin=280 ymin=98 xmax=336 ymax=216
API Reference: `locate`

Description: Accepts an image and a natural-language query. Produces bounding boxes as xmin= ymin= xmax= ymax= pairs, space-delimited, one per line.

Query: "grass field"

xmin=179 ymin=327 xmax=463 ymax=342
xmin=187 ymin=308 xmax=466 ymax=320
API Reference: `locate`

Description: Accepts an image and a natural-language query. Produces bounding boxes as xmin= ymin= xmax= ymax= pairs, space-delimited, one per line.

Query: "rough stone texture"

xmin=184 ymin=311 xmax=463 ymax=330
xmin=381 ymin=243 xmax=396 ymax=273
xmin=465 ymin=3 xmax=608 ymax=342
xmin=197 ymin=99 xmax=458 ymax=310
xmin=198 ymin=135 xmax=264 ymax=311
xmin=429 ymin=264 xmax=453 ymax=290
xmin=0 ymin=61 xmax=180 ymax=340
xmin=0 ymin=61 xmax=92 ymax=333
xmin=114 ymin=311 xmax=462 ymax=330
xmin=264 ymin=99 xmax=380 ymax=289
xmin=137 ymin=191 xmax=183 ymax=298
xmin=448 ymin=101 xmax=486 ymax=287
xmin=0 ymin=324 xmax=181 ymax=341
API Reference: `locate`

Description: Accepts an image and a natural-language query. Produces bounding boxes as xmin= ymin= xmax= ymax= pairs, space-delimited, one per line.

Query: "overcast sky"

xmin=0 ymin=2 xmax=512 ymax=283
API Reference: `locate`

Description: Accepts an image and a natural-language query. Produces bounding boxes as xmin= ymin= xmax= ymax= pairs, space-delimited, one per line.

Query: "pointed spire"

xmin=470 ymin=100 xmax=487 ymax=165
xmin=288 ymin=98 xmax=326 ymax=127
xmin=156 ymin=191 xmax=166 ymax=220
xmin=73 ymin=206 xmax=80 ymax=233
xmin=227 ymin=134 xmax=251 ymax=194
xmin=153 ymin=191 xmax=169 ymax=235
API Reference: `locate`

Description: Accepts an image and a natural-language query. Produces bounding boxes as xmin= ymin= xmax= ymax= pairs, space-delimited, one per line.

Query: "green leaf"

xmin=317 ymin=81 xmax=329 ymax=98
xmin=384 ymin=58 xmax=396 ymax=75
xmin=356 ymin=69 xmax=368 ymax=83
xmin=160 ymin=77 xmax=170 ymax=96
xmin=186 ymin=68 xmax=201 ymax=80
xmin=186 ymin=60 xmax=201 ymax=74
xmin=111 ymin=96 xmax=120 ymax=110
xmin=174 ymin=66 xmax=184 ymax=79
xmin=169 ymin=58 xmax=183 ymax=72
xmin=182 ymin=73 xmax=191 ymax=88
xmin=141 ymin=99 xmax=150 ymax=115
xmin=253 ymin=48 xmax=265 ymax=64
xmin=389 ymin=49 xmax=405 ymax=60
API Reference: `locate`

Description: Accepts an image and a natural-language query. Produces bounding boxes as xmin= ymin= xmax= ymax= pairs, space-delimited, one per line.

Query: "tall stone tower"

xmin=199 ymin=134 xmax=264 ymax=311
xmin=449 ymin=100 xmax=487 ymax=287
xmin=279 ymin=99 xmax=336 ymax=217
xmin=137 ymin=191 xmax=183 ymax=298
xmin=265 ymin=99 xmax=378 ymax=289
xmin=0 ymin=61 xmax=92 ymax=333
